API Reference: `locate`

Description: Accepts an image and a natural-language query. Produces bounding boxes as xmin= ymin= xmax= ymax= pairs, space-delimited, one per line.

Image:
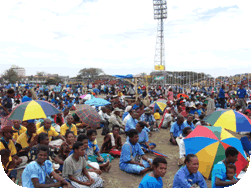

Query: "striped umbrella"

xmin=203 ymin=109 xmax=251 ymax=132
xmin=184 ymin=126 xmax=248 ymax=179
xmin=75 ymin=105 xmax=101 ymax=129
xmin=8 ymin=100 xmax=60 ymax=121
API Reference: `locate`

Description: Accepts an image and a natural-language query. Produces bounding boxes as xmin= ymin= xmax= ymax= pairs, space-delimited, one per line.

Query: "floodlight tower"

xmin=153 ymin=0 xmax=167 ymax=87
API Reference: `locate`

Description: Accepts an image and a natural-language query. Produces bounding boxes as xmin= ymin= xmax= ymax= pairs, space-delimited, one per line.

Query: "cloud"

xmin=0 ymin=0 xmax=250 ymax=78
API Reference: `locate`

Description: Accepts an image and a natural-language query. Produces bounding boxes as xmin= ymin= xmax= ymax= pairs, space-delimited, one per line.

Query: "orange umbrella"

xmin=177 ymin=93 xmax=189 ymax=99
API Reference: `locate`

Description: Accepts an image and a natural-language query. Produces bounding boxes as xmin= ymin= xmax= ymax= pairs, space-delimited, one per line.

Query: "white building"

xmin=11 ymin=65 xmax=26 ymax=77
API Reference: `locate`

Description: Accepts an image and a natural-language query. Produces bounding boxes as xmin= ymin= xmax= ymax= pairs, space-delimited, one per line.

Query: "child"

xmin=225 ymin=164 xmax=238 ymax=187
xmin=0 ymin=149 xmax=17 ymax=182
xmin=153 ymin=109 xmax=160 ymax=129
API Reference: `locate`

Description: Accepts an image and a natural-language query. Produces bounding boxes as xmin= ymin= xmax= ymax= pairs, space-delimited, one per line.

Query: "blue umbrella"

xmin=85 ymin=98 xmax=111 ymax=107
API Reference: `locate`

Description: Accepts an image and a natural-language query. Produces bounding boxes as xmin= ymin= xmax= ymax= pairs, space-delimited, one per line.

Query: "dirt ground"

xmin=15 ymin=127 xmax=223 ymax=188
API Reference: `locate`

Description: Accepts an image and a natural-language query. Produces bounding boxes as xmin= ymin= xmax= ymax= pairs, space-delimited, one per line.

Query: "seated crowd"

xmin=0 ymin=86 xmax=251 ymax=188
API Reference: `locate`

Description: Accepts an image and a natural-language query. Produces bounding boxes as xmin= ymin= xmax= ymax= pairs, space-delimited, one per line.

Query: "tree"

xmin=77 ymin=68 xmax=104 ymax=79
xmin=139 ymin=72 xmax=147 ymax=77
xmin=45 ymin=76 xmax=62 ymax=85
xmin=2 ymin=68 xmax=20 ymax=83
xmin=36 ymin=71 xmax=46 ymax=76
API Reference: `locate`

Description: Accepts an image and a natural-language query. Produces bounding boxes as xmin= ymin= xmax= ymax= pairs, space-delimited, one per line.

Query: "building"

xmin=11 ymin=65 xmax=26 ymax=77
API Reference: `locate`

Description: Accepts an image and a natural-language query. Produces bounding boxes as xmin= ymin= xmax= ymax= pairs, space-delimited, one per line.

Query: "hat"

xmin=0 ymin=126 xmax=17 ymax=133
xmin=114 ymin=108 xmax=123 ymax=112
xmin=144 ymin=108 xmax=152 ymax=114
xmin=189 ymin=104 xmax=196 ymax=109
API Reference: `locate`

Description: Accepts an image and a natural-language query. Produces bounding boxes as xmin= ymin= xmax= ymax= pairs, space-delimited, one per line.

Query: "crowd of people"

xmin=0 ymin=80 xmax=251 ymax=188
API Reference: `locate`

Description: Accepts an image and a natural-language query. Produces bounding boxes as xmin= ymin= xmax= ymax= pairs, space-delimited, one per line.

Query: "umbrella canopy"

xmin=75 ymin=105 xmax=101 ymax=129
xmin=80 ymin=94 xmax=95 ymax=100
xmin=153 ymin=102 xmax=167 ymax=113
xmin=8 ymin=100 xmax=60 ymax=121
xmin=203 ymin=109 xmax=251 ymax=132
xmin=184 ymin=126 xmax=248 ymax=179
xmin=85 ymin=98 xmax=111 ymax=107
xmin=177 ymin=93 xmax=189 ymax=99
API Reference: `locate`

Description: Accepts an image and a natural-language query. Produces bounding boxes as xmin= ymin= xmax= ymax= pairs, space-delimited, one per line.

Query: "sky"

xmin=0 ymin=0 xmax=251 ymax=78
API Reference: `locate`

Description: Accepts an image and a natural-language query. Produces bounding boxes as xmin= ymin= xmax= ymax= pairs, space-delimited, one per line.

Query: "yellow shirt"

xmin=16 ymin=132 xmax=37 ymax=149
xmin=37 ymin=126 xmax=59 ymax=141
xmin=36 ymin=122 xmax=42 ymax=130
xmin=118 ymin=92 xmax=123 ymax=97
xmin=0 ymin=139 xmax=17 ymax=157
xmin=12 ymin=126 xmax=27 ymax=141
xmin=154 ymin=112 xmax=160 ymax=120
xmin=60 ymin=123 xmax=77 ymax=136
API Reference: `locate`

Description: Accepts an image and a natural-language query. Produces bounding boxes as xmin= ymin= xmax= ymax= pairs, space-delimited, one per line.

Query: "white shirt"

xmin=123 ymin=114 xmax=132 ymax=125
xmin=179 ymin=137 xmax=186 ymax=158
xmin=98 ymin=110 xmax=110 ymax=121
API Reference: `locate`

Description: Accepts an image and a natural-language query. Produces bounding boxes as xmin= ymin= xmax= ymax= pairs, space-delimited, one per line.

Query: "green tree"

xmin=36 ymin=71 xmax=46 ymax=76
xmin=2 ymin=68 xmax=20 ymax=83
xmin=45 ymin=76 xmax=62 ymax=85
xmin=77 ymin=68 xmax=104 ymax=79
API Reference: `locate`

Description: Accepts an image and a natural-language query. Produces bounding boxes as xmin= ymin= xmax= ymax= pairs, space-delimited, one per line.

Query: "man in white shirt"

xmin=98 ymin=107 xmax=110 ymax=124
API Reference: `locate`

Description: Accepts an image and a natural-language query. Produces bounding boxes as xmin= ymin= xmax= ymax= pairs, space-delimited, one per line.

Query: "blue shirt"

xmin=183 ymin=121 xmax=195 ymax=130
xmin=211 ymin=161 xmax=237 ymax=188
xmin=119 ymin=141 xmax=144 ymax=170
xmin=22 ymin=96 xmax=32 ymax=103
xmin=139 ymin=173 xmax=163 ymax=188
xmin=88 ymin=139 xmax=99 ymax=154
xmin=126 ymin=129 xmax=149 ymax=144
xmin=170 ymin=122 xmax=187 ymax=138
xmin=240 ymin=136 xmax=251 ymax=156
xmin=140 ymin=114 xmax=156 ymax=124
xmin=22 ymin=160 xmax=54 ymax=188
xmin=125 ymin=117 xmax=138 ymax=132
xmin=237 ymin=88 xmax=247 ymax=98
xmin=173 ymin=165 xmax=207 ymax=188
xmin=218 ymin=88 xmax=225 ymax=98
xmin=132 ymin=104 xmax=139 ymax=110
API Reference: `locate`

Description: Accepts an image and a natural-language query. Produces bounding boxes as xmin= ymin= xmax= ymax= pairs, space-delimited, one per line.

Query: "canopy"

xmin=112 ymin=74 xmax=134 ymax=79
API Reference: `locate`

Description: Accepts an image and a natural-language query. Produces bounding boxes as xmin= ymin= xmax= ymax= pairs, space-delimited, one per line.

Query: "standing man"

xmin=218 ymin=85 xmax=226 ymax=109
xmin=236 ymin=84 xmax=247 ymax=113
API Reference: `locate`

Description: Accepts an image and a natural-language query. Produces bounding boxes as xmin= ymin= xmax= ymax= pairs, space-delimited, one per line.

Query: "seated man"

xmin=211 ymin=147 xmax=239 ymax=188
xmin=108 ymin=108 xmax=125 ymax=134
xmin=60 ymin=115 xmax=78 ymax=137
xmin=183 ymin=114 xmax=195 ymax=130
xmin=62 ymin=141 xmax=103 ymax=188
xmin=170 ymin=115 xmax=186 ymax=145
xmin=0 ymin=149 xmax=17 ymax=183
xmin=12 ymin=120 xmax=27 ymax=141
xmin=0 ymin=126 xmax=24 ymax=168
xmin=173 ymin=154 xmax=207 ymax=188
xmin=134 ymin=121 xmax=156 ymax=152
xmin=37 ymin=118 xmax=65 ymax=142
xmin=29 ymin=133 xmax=63 ymax=169
xmin=125 ymin=112 xmax=139 ymax=133
xmin=140 ymin=108 xmax=156 ymax=131
xmin=100 ymin=125 xmax=122 ymax=157
xmin=119 ymin=129 xmax=153 ymax=175
xmin=139 ymin=157 xmax=167 ymax=188
xmin=22 ymin=145 xmax=71 ymax=188
xmin=16 ymin=121 xmax=38 ymax=162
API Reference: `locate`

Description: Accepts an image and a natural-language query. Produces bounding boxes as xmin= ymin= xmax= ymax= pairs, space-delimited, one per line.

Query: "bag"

xmin=36 ymin=162 xmax=56 ymax=185
xmin=125 ymin=142 xmax=143 ymax=164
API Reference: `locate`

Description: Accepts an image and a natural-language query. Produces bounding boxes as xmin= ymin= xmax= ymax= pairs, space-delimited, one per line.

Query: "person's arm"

xmin=50 ymin=171 xmax=71 ymax=188
xmin=52 ymin=156 xmax=64 ymax=165
xmin=32 ymin=178 xmax=62 ymax=188
xmin=170 ymin=133 xmax=176 ymax=144
xmin=215 ymin=177 xmax=238 ymax=186
xmin=68 ymin=175 xmax=92 ymax=187
xmin=82 ymin=167 xmax=94 ymax=184
xmin=58 ymin=134 xmax=66 ymax=142
xmin=142 ymin=154 xmax=152 ymax=166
